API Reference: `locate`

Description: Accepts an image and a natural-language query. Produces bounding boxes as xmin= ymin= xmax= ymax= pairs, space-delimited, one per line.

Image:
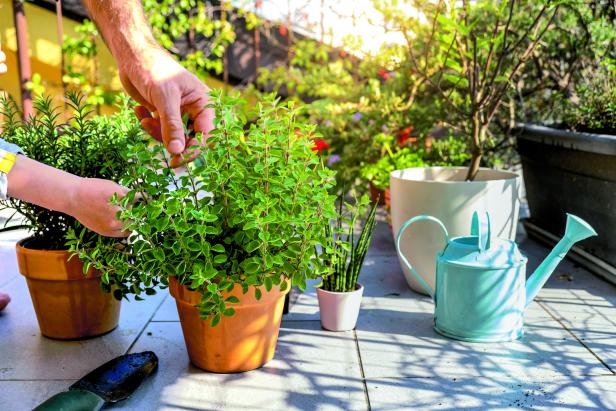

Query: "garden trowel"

xmin=34 ymin=351 xmax=158 ymax=411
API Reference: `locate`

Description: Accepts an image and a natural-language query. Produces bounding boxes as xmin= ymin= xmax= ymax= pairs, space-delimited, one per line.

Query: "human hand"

xmin=0 ymin=49 xmax=8 ymax=74
xmin=68 ymin=178 xmax=129 ymax=238
xmin=118 ymin=48 xmax=214 ymax=167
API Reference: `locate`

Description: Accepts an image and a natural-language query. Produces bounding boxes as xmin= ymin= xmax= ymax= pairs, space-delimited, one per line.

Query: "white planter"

xmin=391 ymin=167 xmax=521 ymax=295
xmin=316 ymin=284 xmax=364 ymax=331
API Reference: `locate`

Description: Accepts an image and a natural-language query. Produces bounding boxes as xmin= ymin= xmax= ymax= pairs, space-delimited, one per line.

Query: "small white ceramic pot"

xmin=316 ymin=283 xmax=364 ymax=331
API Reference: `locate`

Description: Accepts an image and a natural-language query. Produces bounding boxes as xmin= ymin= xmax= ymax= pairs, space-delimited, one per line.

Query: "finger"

xmin=157 ymin=91 xmax=186 ymax=155
xmin=108 ymin=228 xmax=131 ymax=238
xmin=170 ymin=138 xmax=201 ymax=168
xmin=182 ymin=89 xmax=214 ymax=142
xmin=140 ymin=117 xmax=163 ymax=142
xmin=133 ymin=105 xmax=152 ymax=121
xmin=193 ymin=106 xmax=215 ymax=143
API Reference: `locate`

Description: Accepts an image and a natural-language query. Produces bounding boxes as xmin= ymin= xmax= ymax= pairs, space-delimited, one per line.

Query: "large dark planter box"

xmin=517 ymin=124 xmax=616 ymax=269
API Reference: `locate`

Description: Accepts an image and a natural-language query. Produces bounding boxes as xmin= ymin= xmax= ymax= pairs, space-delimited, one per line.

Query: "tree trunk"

xmin=465 ymin=113 xmax=484 ymax=181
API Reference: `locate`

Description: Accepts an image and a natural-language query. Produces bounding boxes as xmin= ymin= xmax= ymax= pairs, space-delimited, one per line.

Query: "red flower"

xmin=377 ymin=68 xmax=391 ymax=80
xmin=396 ymin=126 xmax=415 ymax=146
xmin=279 ymin=24 xmax=288 ymax=37
xmin=312 ymin=139 xmax=330 ymax=152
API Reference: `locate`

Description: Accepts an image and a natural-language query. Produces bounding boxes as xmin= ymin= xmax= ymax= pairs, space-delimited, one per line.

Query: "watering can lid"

xmin=440 ymin=212 xmax=527 ymax=269
xmin=441 ymin=236 xmax=526 ymax=268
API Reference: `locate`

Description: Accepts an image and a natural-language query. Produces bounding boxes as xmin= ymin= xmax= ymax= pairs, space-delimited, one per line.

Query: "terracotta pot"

xmin=384 ymin=188 xmax=391 ymax=208
xmin=16 ymin=238 xmax=121 ymax=339
xmin=169 ymin=276 xmax=289 ymax=373
xmin=316 ymin=283 xmax=364 ymax=331
xmin=369 ymin=182 xmax=385 ymax=205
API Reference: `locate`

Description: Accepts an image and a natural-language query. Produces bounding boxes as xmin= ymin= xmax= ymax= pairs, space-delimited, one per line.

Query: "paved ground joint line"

xmin=0 ymin=378 xmax=77 ymax=382
xmin=123 ymin=294 xmax=170 ymax=355
xmin=537 ymin=299 xmax=615 ymax=375
xmin=354 ymin=329 xmax=372 ymax=411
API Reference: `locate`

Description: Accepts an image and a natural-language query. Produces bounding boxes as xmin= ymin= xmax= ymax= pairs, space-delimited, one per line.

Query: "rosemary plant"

xmin=0 ymin=92 xmax=143 ymax=249
xmin=321 ymin=195 xmax=378 ymax=293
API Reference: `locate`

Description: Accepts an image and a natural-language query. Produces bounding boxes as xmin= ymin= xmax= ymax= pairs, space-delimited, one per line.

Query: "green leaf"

xmin=213 ymin=254 xmax=227 ymax=264
xmin=264 ymin=276 xmax=273 ymax=292
xmin=211 ymin=244 xmax=225 ymax=253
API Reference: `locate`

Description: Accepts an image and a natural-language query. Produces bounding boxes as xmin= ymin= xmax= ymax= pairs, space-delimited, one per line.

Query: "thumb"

xmin=156 ymin=92 xmax=186 ymax=155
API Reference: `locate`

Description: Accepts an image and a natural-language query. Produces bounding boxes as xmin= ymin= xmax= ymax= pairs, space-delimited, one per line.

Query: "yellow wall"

xmin=0 ymin=0 xmax=226 ymax=114
xmin=0 ymin=0 xmax=122 ymax=112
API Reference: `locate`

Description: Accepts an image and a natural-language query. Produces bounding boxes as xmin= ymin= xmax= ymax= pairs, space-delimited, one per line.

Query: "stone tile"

xmin=113 ymin=321 xmax=367 ymax=410
xmin=0 ymin=275 xmax=167 ymax=380
xmin=281 ymin=279 xmax=321 ymax=322
xmin=355 ymin=253 xmax=609 ymax=380
xmin=0 ymin=381 xmax=70 ymax=411
xmin=366 ymin=375 xmax=616 ymax=410
xmin=0 ymin=246 xmax=19 ymax=288
xmin=366 ymin=217 xmax=395 ymax=258
xmin=151 ymin=293 xmax=178 ymax=322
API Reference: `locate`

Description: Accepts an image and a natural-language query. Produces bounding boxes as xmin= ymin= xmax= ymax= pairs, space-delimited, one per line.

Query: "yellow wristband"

xmin=0 ymin=149 xmax=17 ymax=174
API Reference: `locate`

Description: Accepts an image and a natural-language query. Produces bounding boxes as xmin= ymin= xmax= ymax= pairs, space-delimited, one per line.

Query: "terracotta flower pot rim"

xmin=16 ymin=237 xmax=100 ymax=280
xmin=317 ymin=282 xmax=363 ymax=295
xmin=390 ymin=166 xmax=519 ymax=184
xmin=168 ymin=276 xmax=289 ymax=306
xmin=17 ymin=236 xmax=71 ymax=255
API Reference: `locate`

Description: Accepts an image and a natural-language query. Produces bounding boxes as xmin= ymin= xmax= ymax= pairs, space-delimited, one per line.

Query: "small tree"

xmin=404 ymin=0 xmax=560 ymax=180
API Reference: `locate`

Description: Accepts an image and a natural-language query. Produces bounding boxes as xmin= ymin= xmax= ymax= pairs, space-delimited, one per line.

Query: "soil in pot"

xmin=317 ymin=283 xmax=364 ymax=331
xmin=16 ymin=238 xmax=121 ymax=339
xmin=169 ymin=276 xmax=289 ymax=373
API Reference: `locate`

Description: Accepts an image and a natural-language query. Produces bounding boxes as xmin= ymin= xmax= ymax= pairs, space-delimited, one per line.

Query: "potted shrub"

xmin=70 ymin=92 xmax=338 ymax=373
xmin=0 ymin=93 xmax=142 ymax=339
xmin=516 ymin=69 xmax=616 ymax=271
xmin=361 ymin=144 xmax=425 ymax=209
xmin=387 ymin=0 xmax=558 ymax=294
xmin=317 ymin=195 xmax=377 ymax=331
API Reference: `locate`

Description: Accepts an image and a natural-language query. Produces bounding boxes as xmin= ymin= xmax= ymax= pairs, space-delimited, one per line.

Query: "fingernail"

xmin=168 ymin=140 xmax=184 ymax=154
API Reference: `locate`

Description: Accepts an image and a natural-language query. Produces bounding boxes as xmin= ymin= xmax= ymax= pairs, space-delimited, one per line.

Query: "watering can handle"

xmin=395 ymin=216 xmax=449 ymax=301
xmin=470 ymin=211 xmax=491 ymax=252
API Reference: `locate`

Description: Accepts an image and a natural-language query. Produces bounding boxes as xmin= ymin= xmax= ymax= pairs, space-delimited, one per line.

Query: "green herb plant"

xmin=361 ymin=148 xmax=425 ymax=191
xmin=563 ymin=67 xmax=616 ymax=135
xmin=69 ymin=92 xmax=338 ymax=326
xmin=320 ymin=195 xmax=378 ymax=293
xmin=0 ymin=92 xmax=143 ymax=250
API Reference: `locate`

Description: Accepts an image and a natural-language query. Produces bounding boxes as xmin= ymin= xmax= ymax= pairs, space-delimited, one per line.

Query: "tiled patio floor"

xmin=1 ymin=215 xmax=615 ymax=410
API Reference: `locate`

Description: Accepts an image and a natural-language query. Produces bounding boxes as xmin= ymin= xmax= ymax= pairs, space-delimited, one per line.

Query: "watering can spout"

xmin=525 ymin=214 xmax=597 ymax=306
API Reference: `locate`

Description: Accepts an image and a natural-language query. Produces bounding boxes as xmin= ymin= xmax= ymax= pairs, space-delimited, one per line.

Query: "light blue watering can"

xmin=396 ymin=212 xmax=597 ymax=342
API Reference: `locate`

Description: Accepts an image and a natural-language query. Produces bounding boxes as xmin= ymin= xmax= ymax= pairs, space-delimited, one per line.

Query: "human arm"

xmin=81 ymin=0 xmax=214 ymax=167
xmin=5 ymin=155 xmax=128 ymax=238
